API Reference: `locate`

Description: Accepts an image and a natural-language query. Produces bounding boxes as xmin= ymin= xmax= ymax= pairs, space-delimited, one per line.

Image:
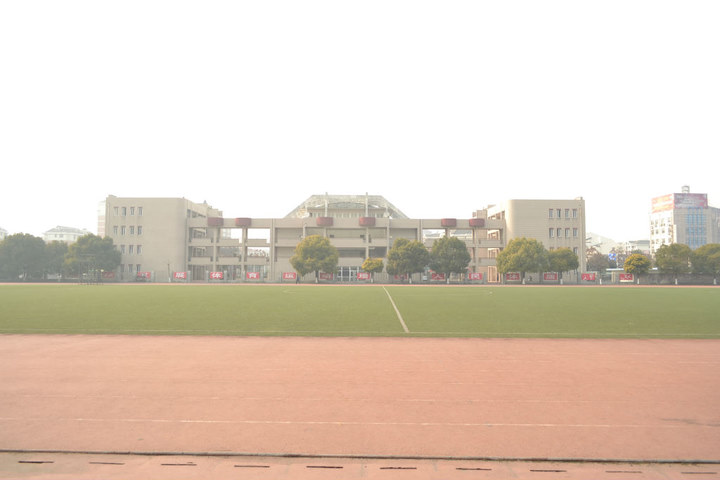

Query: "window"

xmin=138 ymin=207 xmax=143 ymax=216
xmin=136 ymin=265 xmax=141 ymax=273
xmin=129 ymin=226 xmax=135 ymax=235
xmin=137 ymin=226 xmax=143 ymax=235
xmin=120 ymin=245 xmax=126 ymax=254
xmin=128 ymin=245 xmax=134 ymax=254
xmin=113 ymin=207 xmax=119 ymax=216
xmin=549 ymin=228 xmax=554 ymax=238
xmin=565 ymin=209 xmax=570 ymax=218
xmin=113 ymin=226 xmax=118 ymax=235
xmin=573 ymin=247 xmax=579 ymax=255
xmin=573 ymin=228 xmax=578 ymax=237
xmin=121 ymin=226 xmax=126 ymax=235
xmin=121 ymin=207 xmax=127 ymax=216
xmin=565 ymin=228 xmax=570 ymax=238
xmin=557 ymin=228 xmax=562 ymax=237
xmin=572 ymin=209 xmax=578 ymax=218
xmin=548 ymin=209 xmax=554 ymax=218
xmin=127 ymin=264 xmax=133 ymax=273
xmin=556 ymin=209 xmax=561 ymax=218
xmin=137 ymin=245 xmax=142 ymax=255
xmin=130 ymin=207 xmax=135 ymax=216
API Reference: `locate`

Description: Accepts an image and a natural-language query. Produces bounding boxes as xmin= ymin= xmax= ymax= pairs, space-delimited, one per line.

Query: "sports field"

xmin=1 ymin=284 xmax=718 ymax=338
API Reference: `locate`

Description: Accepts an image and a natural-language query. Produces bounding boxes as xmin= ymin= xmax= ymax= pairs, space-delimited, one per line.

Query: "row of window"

xmin=120 ymin=264 xmax=142 ymax=273
xmin=113 ymin=225 xmax=143 ymax=235
xmin=548 ymin=208 xmax=579 ymax=219
xmin=119 ymin=245 xmax=143 ymax=255
xmin=549 ymin=228 xmax=579 ymax=238
xmin=113 ymin=206 xmax=143 ymax=216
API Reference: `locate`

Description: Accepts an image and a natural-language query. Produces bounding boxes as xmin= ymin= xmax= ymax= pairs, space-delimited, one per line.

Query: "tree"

xmin=361 ymin=257 xmax=384 ymax=283
xmin=45 ymin=240 xmax=69 ymax=279
xmin=586 ymin=249 xmax=611 ymax=272
xmin=290 ymin=235 xmax=339 ymax=282
xmin=548 ymin=248 xmax=579 ymax=283
xmin=691 ymin=243 xmax=720 ymax=281
xmin=0 ymin=233 xmax=46 ymax=280
xmin=428 ymin=236 xmax=471 ymax=283
xmin=65 ymin=234 xmax=121 ymax=277
xmin=496 ymin=237 xmax=548 ymax=283
xmin=623 ymin=253 xmax=651 ymax=277
xmin=655 ymin=243 xmax=692 ymax=283
xmin=386 ymin=238 xmax=429 ymax=283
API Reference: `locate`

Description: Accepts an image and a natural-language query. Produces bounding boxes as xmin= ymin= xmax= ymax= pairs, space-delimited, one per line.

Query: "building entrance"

xmin=336 ymin=266 xmax=360 ymax=282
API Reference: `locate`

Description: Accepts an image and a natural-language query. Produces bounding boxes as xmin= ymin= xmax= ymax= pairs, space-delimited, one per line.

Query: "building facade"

xmin=650 ymin=186 xmax=720 ymax=253
xmin=100 ymin=194 xmax=587 ymax=282
xmin=42 ymin=226 xmax=91 ymax=244
xmin=485 ymin=198 xmax=587 ymax=281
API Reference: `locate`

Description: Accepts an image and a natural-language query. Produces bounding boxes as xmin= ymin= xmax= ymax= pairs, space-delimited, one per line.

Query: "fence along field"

xmin=0 ymin=284 xmax=718 ymax=338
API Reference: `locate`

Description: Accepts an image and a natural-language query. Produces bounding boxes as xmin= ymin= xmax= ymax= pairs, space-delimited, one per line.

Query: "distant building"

xmin=42 ymin=226 xmax=91 ymax=244
xmin=0 ymin=227 xmax=7 ymax=241
xmin=100 ymin=194 xmax=588 ymax=282
xmin=485 ymin=198 xmax=587 ymax=279
xmin=650 ymin=186 xmax=720 ymax=253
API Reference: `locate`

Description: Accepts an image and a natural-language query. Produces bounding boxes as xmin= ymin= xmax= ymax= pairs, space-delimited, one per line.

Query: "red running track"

xmin=1 ymin=335 xmax=719 ymax=461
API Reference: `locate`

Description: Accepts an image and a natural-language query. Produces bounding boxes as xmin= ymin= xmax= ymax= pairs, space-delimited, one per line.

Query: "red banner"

xmin=173 ymin=272 xmax=187 ymax=280
xmin=357 ymin=272 xmax=371 ymax=280
xmin=246 ymin=272 xmax=260 ymax=280
xmin=620 ymin=273 xmax=634 ymax=282
xmin=319 ymin=272 xmax=333 ymax=280
xmin=431 ymin=273 xmax=446 ymax=281
xmin=581 ymin=273 xmax=596 ymax=281
xmin=209 ymin=271 xmax=224 ymax=280
xmin=137 ymin=271 xmax=151 ymax=279
xmin=468 ymin=272 xmax=483 ymax=281
xmin=102 ymin=272 xmax=116 ymax=279
xmin=543 ymin=272 xmax=558 ymax=281
xmin=282 ymin=272 xmax=297 ymax=280
xmin=505 ymin=272 xmax=521 ymax=281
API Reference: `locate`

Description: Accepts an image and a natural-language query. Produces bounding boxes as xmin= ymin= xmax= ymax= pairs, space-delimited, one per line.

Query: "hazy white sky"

xmin=1 ymin=1 xmax=718 ymax=242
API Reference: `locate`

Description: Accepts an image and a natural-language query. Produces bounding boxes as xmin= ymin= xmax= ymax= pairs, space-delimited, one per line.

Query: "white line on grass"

xmin=383 ymin=287 xmax=409 ymax=333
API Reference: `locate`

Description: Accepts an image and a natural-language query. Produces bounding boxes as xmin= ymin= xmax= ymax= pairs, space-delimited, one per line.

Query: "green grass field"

xmin=0 ymin=284 xmax=718 ymax=338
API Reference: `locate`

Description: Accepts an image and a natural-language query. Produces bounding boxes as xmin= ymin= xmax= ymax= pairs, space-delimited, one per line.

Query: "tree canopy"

xmin=0 ymin=233 xmax=46 ymax=280
xmin=290 ymin=235 xmax=339 ymax=281
xmin=386 ymin=238 xmax=429 ymax=281
xmin=623 ymin=253 xmax=651 ymax=275
xmin=655 ymin=243 xmax=692 ymax=278
xmin=586 ymin=248 xmax=611 ymax=272
xmin=361 ymin=257 xmax=384 ymax=274
xmin=65 ymin=234 xmax=121 ymax=276
xmin=428 ymin=236 xmax=471 ymax=281
xmin=691 ymin=243 xmax=720 ymax=277
xmin=548 ymin=248 xmax=579 ymax=279
xmin=496 ymin=237 xmax=548 ymax=279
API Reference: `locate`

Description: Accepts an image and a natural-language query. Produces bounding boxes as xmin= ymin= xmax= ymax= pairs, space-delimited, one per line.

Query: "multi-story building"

xmin=0 ymin=227 xmax=7 ymax=242
xmin=101 ymin=196 xmax=222 ymax=281
xmin=100 ymin=194 xmax=587 ymax=282
xmin=650 ymin=186 xmax=720 ymax=253
xmin=42 ymin=226 xmax=91 ymax=244
xmin=485 ymin=198 xmax=587 ymax=281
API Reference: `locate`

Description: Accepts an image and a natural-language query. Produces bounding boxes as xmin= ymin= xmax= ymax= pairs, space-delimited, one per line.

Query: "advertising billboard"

xmin=652 ymin=193 xmax=708 ymax=213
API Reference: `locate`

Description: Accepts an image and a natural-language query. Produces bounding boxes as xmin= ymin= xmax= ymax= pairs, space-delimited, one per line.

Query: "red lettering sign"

xmin=173 ymin=272 xmax=187 ymax=280
xmin=431 ymin=273 xmax=446 ymax=281
xmin=620 ymin=273 xmax=634 ymax=282
xmin=505 ymin=272 xmax=521 ymax=281
xmin=581 ymin=273 xmax=596 ymax=281
xmin=282 ymin=272 xmax=297 ymax=280
xmin=137 ymin=271 xmax=151 ymax=279
xmin=319 ymin=272 xmax=333 ymax=280
xmin=246 ymin=272 xmax=260 ymax=280
xmin=468 ymin=272 xmax=483 ymax=280
xmin=544 ymin=272 xmax=558 ymax=281
xmin=357 ymin=272 xmax=371 ymax=280
xmin=210 ymin=271 xmax=224 ymax=280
